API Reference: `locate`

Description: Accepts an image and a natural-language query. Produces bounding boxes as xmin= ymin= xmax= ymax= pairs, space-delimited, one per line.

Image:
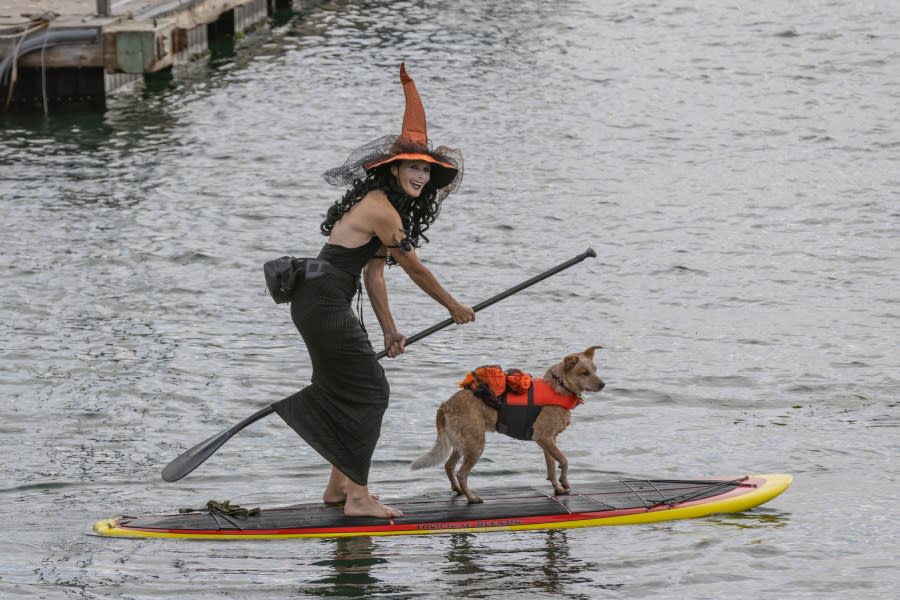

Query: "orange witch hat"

xmin=396 ymin=63 xmax=428 ymax=147
xmin=323 ymin=63 xmax=463 ymax=195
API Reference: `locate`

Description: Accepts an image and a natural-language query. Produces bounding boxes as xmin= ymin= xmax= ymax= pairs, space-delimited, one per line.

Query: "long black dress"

xmin=272 ymin=237 xmax=389 ymax=485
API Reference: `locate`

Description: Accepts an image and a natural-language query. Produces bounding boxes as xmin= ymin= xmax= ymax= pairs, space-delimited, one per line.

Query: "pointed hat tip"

xmin=396 ymin=62 xmax=427 ymax=146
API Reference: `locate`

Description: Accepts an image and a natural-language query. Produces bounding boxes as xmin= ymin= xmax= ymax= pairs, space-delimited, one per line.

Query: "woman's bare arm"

xmin=365 ymin=193 xmax=475 ymax=324
xmin=363 ymin=254 xmax=406 ymax=357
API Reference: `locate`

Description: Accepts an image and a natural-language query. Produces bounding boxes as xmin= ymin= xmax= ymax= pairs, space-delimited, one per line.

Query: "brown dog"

xmin=411 ymin=346 xmax=605 ymax=503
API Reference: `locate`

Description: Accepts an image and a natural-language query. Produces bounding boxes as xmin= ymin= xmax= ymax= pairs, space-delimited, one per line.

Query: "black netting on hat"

xmin=323 ymin=134 xmax=463 ymax=201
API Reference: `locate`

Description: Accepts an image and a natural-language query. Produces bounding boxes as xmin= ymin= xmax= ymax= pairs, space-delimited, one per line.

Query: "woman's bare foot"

xmin=323 ymin=492 xmax=346 ymax=505
xmin=343 ymin=493 xmax=403 ymax=519
xmin=323 ymin=466 xmax=349 ymax=504
xmin=322 ymin=466 xmax=398 ymax=517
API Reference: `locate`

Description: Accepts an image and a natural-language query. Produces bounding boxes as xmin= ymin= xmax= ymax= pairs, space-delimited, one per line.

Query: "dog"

xmin=411 ymin=346 xmax=605 ymax=503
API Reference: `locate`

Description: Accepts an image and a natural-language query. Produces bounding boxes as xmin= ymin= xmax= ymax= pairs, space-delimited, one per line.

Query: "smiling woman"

xmin=390 ymin=159 xmax=433 ymax=198
xmin=270 ymin=63 xmax=475 ymax=520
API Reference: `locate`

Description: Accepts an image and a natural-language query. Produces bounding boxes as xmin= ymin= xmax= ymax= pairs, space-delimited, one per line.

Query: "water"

xmin=1 ymin=0 xmax=898 ymax=597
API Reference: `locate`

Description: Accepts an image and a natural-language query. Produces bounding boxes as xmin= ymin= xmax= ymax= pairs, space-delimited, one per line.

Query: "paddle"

xmin=162 ymin=247 xmax=597 ymax=482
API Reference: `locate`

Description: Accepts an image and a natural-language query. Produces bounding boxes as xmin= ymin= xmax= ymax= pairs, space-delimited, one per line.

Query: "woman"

xmin=272 ymin=64 xmax=475 ymax=519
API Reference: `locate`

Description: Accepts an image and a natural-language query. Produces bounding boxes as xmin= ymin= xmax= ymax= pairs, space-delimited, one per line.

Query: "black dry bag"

xmin=263 ymin=256 xmax=304 ymax=304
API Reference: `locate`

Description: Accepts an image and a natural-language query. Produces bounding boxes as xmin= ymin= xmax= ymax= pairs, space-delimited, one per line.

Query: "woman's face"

xmin=391 ymin=160 xmax=432 ymax=198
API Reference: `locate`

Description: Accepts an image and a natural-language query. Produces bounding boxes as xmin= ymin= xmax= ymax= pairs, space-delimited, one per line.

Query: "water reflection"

xmin=445 ymin=530 xmax=621 ymax=597
xmin=299 ymin=536 xmax=410 ymax=598
xmin=444 ymin=533 xmax=481 ymax=578
xmin=706 ymin=509 xmax=792 ymax=530
xmin=295 ymin=528 xmax=631 ymax=597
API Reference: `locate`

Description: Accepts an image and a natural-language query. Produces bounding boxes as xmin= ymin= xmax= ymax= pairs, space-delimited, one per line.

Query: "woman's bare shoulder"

xmin=357 ymin=190 xmax=400 ymax=222
xmin=358 ymin=188 xmax=390 ymax=208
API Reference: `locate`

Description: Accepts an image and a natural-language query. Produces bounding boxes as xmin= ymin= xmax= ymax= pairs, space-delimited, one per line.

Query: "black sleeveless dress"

xmin=271 ymin=237 xmax=388 ymax=486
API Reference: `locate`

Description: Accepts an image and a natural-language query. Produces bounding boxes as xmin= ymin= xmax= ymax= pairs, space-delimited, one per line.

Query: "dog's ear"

xmin=563 ymin=353 xmax=580 ymax=372
xmin=583 ymin=345 xmax=603 ymax=360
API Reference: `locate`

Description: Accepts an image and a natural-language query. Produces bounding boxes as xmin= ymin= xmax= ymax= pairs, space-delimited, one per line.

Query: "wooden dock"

xmin=0 ymin=0 xmax=296 ymax=111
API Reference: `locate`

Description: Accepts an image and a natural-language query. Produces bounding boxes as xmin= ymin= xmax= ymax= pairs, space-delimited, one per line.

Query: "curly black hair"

xmin=320 ymin=164 xmax=444 ymax=254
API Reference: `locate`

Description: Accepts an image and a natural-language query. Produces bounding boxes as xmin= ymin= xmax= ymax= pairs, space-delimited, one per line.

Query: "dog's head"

xmin=552 ymin=345 xmax=605 ymax=395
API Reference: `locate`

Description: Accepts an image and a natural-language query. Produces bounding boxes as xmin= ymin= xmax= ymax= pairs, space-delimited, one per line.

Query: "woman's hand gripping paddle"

xmin=161 ymin=248 xmax=597 ymax=482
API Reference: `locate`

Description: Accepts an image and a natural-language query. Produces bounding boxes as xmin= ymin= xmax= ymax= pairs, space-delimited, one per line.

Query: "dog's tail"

xmin=411 ymin=405 xmax=451 ymax=470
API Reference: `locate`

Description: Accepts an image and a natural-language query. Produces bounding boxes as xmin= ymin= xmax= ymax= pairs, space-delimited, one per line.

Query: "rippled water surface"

xmin=1 ymin=0 xmax=898 ymax=598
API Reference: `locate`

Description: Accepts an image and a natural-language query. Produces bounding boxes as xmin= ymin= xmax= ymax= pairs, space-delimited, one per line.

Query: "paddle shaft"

xmin=398 ymin=247 xmax=596 ymax=350
xmin=162 ymin=247 xmax=596 ymax=482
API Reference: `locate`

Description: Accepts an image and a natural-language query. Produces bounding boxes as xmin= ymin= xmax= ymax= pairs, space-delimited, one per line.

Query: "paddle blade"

xmin=162 ymin=405 xmax=276 ymax=482
xmin=162 ymin=430 xmax=234 ymax=482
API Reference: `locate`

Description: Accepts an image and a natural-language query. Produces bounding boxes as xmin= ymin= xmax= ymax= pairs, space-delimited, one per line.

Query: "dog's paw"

xmin=554 ymin=487 xmax=570 ymax=496
xmin=467 ymin=495 xmax=483 ymax=504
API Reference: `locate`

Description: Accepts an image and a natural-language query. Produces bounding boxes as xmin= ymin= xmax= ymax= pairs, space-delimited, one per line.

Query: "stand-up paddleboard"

xmin=92 ymin=474 xmax=791 ymax=540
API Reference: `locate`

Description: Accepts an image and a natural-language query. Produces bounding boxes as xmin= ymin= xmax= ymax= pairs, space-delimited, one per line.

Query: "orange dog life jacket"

xmin=459 ymin=365 xmax=531 ymax=399
xmin=504 ymin=378 xmax=582 ymax=411
xmin=460 ymin=367 xmax=581 ymax=440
